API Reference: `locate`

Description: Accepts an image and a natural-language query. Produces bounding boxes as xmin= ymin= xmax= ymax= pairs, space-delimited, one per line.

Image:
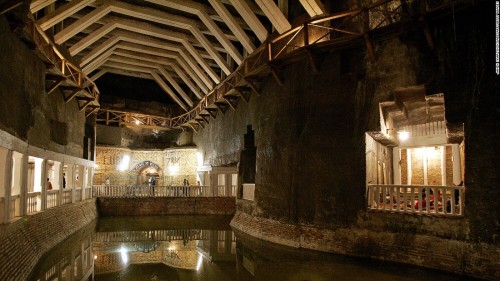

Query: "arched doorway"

xmin=132 ymin=161 xmax=161 ymax=186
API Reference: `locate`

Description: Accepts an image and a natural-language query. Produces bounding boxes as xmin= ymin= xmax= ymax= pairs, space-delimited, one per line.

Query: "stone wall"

xmin=195 ymin=1 xmax=497 ymax=280
xmin=0 ymin=199 xmax=98 ymax=281
xmin=94 ymin=146 xmax=198 ymax=186
xmin=0 ymin=15 xmax=87 ymax=159
xmin=97 ymin=197 xmax=235 ymax=216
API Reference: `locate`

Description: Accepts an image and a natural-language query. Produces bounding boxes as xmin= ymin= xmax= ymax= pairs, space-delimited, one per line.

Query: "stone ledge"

xmin=97 ymin=197 xmax=236 ymax=216
xmin=230 ymin=211 xmax=499 ymax=281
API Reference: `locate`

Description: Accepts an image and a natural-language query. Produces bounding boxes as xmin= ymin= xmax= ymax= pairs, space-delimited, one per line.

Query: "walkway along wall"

xmin=193 ymin=2 xmax=498 ymax=280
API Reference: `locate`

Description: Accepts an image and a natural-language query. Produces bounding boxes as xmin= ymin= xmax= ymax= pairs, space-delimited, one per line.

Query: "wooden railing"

xmin=93 ymin=0 xmax=445 ymax=131
xmin=22 ymin=17 xmax=100 ymax=116
xmin=93 ymin=185 xmax=236 ymax=198
xmin=367 ymin=184 xmax=465 ymax=216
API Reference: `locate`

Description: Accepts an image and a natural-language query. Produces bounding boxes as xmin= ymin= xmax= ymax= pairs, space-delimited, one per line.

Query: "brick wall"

xmin=231 ymin=211 xmax=499 ymax=281
xmin=97 ymin=197 xmax=235 ymax=216
xmin=0 ymin=200 xmax=98 ymax=281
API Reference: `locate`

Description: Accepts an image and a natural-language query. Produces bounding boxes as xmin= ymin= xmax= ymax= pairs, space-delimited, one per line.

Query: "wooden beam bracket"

xmin=303 ymin=47 xmax=320 ymax=74
xmin=268 ymin=63 xmax=284 ymax=87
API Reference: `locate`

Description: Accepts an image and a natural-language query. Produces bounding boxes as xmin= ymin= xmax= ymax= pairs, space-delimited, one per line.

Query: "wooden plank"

xmin=69 ymin=21 xmax=117 ymax=55
xmin=299 ymin=0 xmax=327 ymax=17
xmin=227 ymin=0 xmax=268 ymax=42
xmin=146 ymin=0 xmax=243 ymax=65
xmin=38 ymin=0 xmax=95 ymax=31
xmin=157 ymin=67 xmax=194 ymax=107
xmin=255 ymin=0 xmax=291 ymax=34
xmin=150 ymin=72 xmax=189 ymax=112
xmin=0 ymin=0 xmax=23 ymax=15
xmin=208 ymin=0 xmax=255 ymax=54
xmin=54 ymin=3 xmax=113 ymax=44
xmin=30 ymin=0 xmax=56 ymax=13
xmin=115 ymin=42 xmax=209 ymax=93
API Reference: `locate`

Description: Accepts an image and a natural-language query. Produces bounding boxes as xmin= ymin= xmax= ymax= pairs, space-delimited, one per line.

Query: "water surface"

xmin=30 ymin=215 xmax=481 ymax=281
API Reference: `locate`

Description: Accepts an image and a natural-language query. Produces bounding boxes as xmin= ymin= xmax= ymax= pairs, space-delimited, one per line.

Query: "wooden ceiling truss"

xmin=3 ymin=0 xmax=447 ymax=130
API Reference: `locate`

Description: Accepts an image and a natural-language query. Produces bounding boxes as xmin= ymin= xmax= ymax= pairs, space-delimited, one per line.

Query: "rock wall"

xmin=195 ymin=1 xmax=497 ymax=280
xmin=0 ymin=15 xmax=87 ymax=159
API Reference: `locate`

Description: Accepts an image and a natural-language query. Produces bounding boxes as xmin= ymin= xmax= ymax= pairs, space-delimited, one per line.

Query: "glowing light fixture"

xmin=134 ymin=119 xmax=141 ymax=125
xmin=118 ymin=155 xmax=130 ymax=171
xmin=397 ymin=130 xmax=410 ymax=141
xmin=168 ymin=164 xmax=179 ymax=175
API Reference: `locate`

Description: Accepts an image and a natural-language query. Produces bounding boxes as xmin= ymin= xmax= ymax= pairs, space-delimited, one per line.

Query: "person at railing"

xmin=150 ymin=176 xmax=156 ymax=196
xmin=183 ymin=178 xmax=189 ymax=197
xmin=47 ymin=178 xmax=53 ymax=190
xmin=105 ymin=177 xmax=110 ymax=194
xmin=196 ymin=181 xmax=201 ymax=196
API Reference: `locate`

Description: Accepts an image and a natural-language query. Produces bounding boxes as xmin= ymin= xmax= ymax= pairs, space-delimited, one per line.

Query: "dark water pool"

xmin=29 ymin=215 xmax=480 ymax=281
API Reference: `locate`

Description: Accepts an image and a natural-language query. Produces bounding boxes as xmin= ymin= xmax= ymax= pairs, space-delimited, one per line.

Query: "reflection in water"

xmin=30 ymin=216 xmax=479 ymax=281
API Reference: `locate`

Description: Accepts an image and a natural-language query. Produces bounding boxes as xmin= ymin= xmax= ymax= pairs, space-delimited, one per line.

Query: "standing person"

xmin=62 ymin=173 xmax=66 ymax=189
xmin=47 ymin=178 xmax=53 ymax=190
xmin=105 ymin=177 xmax=110 ymax=195
xmin=183 ymin=178 xmax=188 ymax=197
xmin=150 ymin=176 xmax=156 ymax=196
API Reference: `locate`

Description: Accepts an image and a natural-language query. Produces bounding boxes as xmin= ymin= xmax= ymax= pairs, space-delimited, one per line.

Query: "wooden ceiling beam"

xmin=100 ymin=61 xmax=189 ymax=112
xmin=299 ymin=0 xmax=327 ymax=17
xmin=221 ymin=0 xmax=265 ymax=16
xmin=38 ymin=0 xmax=95 ymax=30
xmin=100 ymin=67 xmax=155 ymax=80
xmin=208 ymin=0 xmax=255 ymax=54
xmin=157 ymin=67 xmax=193 ymax=107
xmin=227 ymin=0 xmax=268 ymax=42
xmin=255 ymin=0 xmax=291 ymax=34
xmin=54 ymin=1 xmax=231 ymax=75
xmin=66 ymin=8 xmax=222 ymax=84
xmin=146 ymin=0 xmax=243 ymax=65
xmin=30 ymin=0 xmax=56 ymax=13
xmin=113 ymin=49 xmax=203 ymax=99
xmin=150 ymin=72 xmax=189 ymax=112
xmin=79 ymin=33 xmax=214 ymax=90
xmin=114 ymin=42 xmax=209 ymax=93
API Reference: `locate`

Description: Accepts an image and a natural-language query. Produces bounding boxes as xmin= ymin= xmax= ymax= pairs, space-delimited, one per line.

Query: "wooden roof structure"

xmin=19 ymin=0 xmax=327 ymax=113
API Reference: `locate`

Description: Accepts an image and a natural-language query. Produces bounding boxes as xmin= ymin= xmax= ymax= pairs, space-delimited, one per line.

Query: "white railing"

xmin=63 ymin=189 xmax=72 ymax=204
xmin=92 ymin=185 xmax=236 ymax=198
xmin=367 ymin=184 xmax=464 ymax=216
xmin=75 ymin=188 xmax=82 ymax=202
xmin=46 ymin=190 xmax=59 ymax=209
xmin=10 ymin=194 xmax=21 ymax=219
xmin=27 ymin=191 xmax=41 ymax=214
xmin=84 ymin=187 xmax=92 ymax=199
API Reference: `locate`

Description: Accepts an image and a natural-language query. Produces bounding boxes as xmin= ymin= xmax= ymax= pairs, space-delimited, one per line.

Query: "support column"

xmin=41 ymin=158 xmax=48 ymax=211
xmin=441 ymin=146 xmax=446 ymax=185
xmin=210 ymin=173 xmax=218 ymax=197
xmin=225 ymin=173 xmax=231 ymax=197
xmin=393 ymin=147 xmax=401 ymax=185
xmin=82 ymin=167 xmax=88 ymax=200
xmin=71 ymin=164 xmax=76 ymax=203
xmin=452 ymin=144 xmax=462 ymax=185
xmin=3 ymin=150 xmax=13 ymax=223
xmin=20 ymin=153 xmax=28 ymax=217
xmin=59 ymin=163 xmax=64 ymax=206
